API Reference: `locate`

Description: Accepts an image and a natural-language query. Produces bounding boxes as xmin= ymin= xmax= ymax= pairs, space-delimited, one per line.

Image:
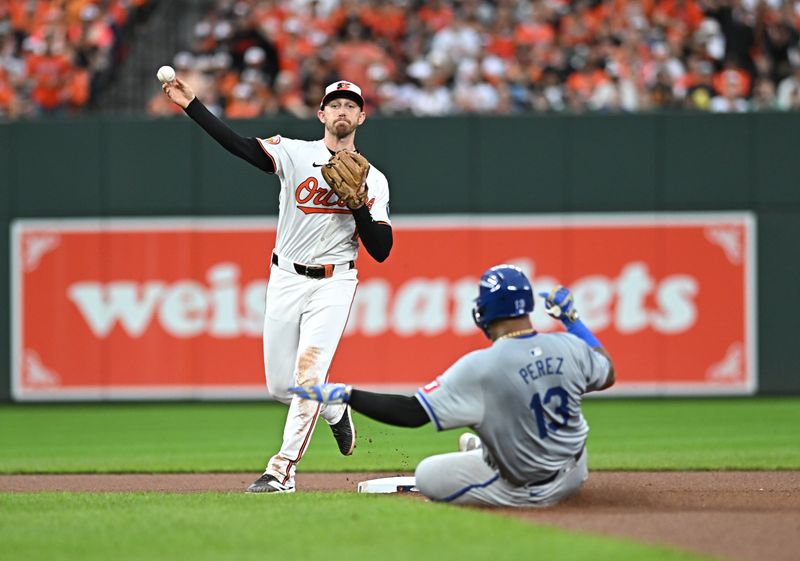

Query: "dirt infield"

xmin=2 ymin=471 xmax=798 ymax=561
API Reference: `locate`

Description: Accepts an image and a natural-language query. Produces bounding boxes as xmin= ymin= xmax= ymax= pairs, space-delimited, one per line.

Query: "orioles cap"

xmin=320 ymin=80 xmax=364 ymax=109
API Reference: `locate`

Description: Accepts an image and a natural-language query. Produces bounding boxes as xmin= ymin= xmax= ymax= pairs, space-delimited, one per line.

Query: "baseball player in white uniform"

xmin=162 ymin=78 xmax=392 ymax=493
xmin=289 ymin=265 xmax=615 ymax=507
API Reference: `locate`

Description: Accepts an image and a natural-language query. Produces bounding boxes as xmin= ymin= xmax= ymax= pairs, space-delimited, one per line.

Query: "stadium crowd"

xmin=0 ymin=0 xmax=153 ymax=118
xmin=2 ymin=1 xmax=799 ymax=118
xmin=148 ymin=0 xmax=800 ymax=118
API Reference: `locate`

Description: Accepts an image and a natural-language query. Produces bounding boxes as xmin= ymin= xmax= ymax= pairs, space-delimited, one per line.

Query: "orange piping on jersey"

xmin=297 ymin=207 xmax=353 ymax=215
xmin=258 ymin=140 xmax=278 ymax=173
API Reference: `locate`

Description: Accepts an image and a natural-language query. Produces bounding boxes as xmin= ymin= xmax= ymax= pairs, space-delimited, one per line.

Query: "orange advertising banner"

xmin=12 ymin=214 xmax=756 ymax=400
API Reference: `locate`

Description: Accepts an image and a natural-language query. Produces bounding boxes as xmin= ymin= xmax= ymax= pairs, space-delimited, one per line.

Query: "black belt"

xmin=528 ymin=446 xmax=585 ymax=487
xmin=271 ymin=253 xmax=354 ymax=279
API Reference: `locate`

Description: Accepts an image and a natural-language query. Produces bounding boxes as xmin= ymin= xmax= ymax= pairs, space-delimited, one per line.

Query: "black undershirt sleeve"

xmin=348 ymin=389 xmax=430 ymax=428
xmin=351 ymin=206 xmax=392 ymax=262
xmin=184 ymin=98 xmax=275 ymax=174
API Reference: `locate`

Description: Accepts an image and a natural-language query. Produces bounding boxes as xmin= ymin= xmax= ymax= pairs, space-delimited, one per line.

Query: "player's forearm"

xmin=351 ymin=206 xmax=392 ymax=262
xmin=564 ymin=318 xmax=601 ymax=348
xmin=349 ymin=389 xmax=429 ymax=427
xmin=184 ymin=98 xmax=275 ymax=174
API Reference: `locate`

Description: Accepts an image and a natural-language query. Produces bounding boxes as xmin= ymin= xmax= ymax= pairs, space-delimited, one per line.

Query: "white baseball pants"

xmin=261 ymin=263 xmax=358 ymax=487
xmin=414 ymin=448 xmax=588 ymax=507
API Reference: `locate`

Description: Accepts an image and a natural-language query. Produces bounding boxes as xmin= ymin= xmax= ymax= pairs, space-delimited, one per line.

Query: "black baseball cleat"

xmin=330 ymin=405 xmax=356 ymax=456
xmin=246 ymin=473 xmax=295 ymax=494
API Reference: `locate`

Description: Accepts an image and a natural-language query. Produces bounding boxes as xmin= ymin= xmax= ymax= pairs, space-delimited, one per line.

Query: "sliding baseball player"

xmin=289 ymin=265 xmax=616 ymax=506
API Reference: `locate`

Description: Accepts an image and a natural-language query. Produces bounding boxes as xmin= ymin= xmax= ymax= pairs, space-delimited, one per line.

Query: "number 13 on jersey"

xmin=530 ymin=386 xmax=570 ymax=439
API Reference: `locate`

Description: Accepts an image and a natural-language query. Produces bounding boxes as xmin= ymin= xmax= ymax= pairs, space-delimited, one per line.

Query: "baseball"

xmin=156 ymin=65 xmax=176 ymax=83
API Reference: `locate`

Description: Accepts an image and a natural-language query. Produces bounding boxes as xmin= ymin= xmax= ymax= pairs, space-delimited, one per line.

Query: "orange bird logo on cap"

xmin=336 ymin=82 xmax=351 ymax=90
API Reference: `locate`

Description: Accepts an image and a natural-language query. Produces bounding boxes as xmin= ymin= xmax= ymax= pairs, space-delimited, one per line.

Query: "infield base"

xmin=357 ymin=476 xmax=418 ymax=494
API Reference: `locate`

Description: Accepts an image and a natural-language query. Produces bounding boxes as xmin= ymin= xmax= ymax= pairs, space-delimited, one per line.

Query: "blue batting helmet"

xmin=472 ymin=265 xmax=534 ymax=338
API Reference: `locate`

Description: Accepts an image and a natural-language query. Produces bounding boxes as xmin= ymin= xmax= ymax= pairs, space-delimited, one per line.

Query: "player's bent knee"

xmin=266 ymin=382 xmax=292 ymax=401
xmin=414 ymin=457 xmax=445 ymax=501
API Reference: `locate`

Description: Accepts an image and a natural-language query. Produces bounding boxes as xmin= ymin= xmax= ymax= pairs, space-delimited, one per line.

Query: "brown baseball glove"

xmin=320 ymin=150 xmax=370 ymax=209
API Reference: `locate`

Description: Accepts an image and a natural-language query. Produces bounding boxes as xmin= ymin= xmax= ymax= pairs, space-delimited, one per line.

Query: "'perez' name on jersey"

xmin=518 ymin=355 xmax=565 ymax=384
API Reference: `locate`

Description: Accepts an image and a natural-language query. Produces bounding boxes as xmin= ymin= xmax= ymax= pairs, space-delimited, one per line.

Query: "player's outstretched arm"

xmin=289 ymin=383 xmax=429 ymax=427
xmin=161 ymin=75 xmax=274 ymax=174
xmin=540 ymin=286 xmax=615 ymax=390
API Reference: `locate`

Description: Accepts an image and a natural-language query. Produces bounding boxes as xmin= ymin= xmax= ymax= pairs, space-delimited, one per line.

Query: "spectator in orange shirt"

xmin=224 ymin=82 xmax=263 ymax=119
xmin=418 ymin=0 xmax=454 ymax=33
xmin=274 ymin=18 xmax=314 ymax=75
xmin=9 ymin=0 xmax=50 ymax=37
xmin=514 ymin=5 xmax=556 ymax=48
xmin=0 ymin=67 xmax=21 ymax=118
xmin=560 ymin=0 xmax=599 ymax=47
xmin=653 ymin=0 xmax=704 ymax=33
xmin=712 ymin=59 xmax=751 ymax=98
xmin=566 ymin=59 xmax=610 ymax=102
xmin=65 ymin=66 xmax=90 ymax=110
xmin=710 ymin=70 xmax=749 ymax=112
xmin=26 ymin=37 xmax=74 ymax=113
xmin=331 ymin=20 xmax=394 ymax=99
xmin=360 ymin=0 xmax=406 ymax=44
xmin=484 ymin=5 xmax=514 ymax=60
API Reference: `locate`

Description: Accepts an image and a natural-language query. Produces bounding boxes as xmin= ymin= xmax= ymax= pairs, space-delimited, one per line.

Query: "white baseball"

xmin=156 ymin=65 xmax=176 ymax=83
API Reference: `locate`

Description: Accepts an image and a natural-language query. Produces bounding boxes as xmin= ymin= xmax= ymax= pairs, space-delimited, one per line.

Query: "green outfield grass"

xmin=2 ymin=398 xmax=796 ymax=561
xmin=0 ymin=397 xmax=798 ymax=473
xmin=0 ymin=493 xmax=718 ymax=561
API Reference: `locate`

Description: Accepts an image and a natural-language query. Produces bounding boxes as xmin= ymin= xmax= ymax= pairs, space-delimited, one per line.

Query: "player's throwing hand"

xmin=289 ymin=383 xmax=352 ymax=404
xmin=539 ymin=285 xmax=579 ymax=323
xmin=162 ymin=77 xmax=195 ymax=109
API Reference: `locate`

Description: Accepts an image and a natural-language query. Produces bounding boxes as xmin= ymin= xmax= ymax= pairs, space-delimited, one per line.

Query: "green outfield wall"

xmin=1 ymin=112 xmax=798 ymax=399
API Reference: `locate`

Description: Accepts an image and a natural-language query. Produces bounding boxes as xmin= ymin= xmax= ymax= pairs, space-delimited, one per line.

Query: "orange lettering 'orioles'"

xmin=295 ymin=176 xmax=375 ymax=214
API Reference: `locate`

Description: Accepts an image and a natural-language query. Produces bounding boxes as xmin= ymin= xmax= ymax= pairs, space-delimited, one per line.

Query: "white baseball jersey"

xmin=256 ymin=136 xmax=391 ymax=265
xmin=256 ymin=133 xmax=390 ymax=489
xmin=415 ymin=332 xmax=611 ymax=486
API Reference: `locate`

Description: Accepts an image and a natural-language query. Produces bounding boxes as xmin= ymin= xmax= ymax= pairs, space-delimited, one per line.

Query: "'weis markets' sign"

xmin=12 ymin=213 xmax=756 ymax=400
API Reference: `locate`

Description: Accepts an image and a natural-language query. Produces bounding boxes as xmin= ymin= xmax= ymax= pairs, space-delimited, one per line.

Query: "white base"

xmin=357 ymin=476 xmax=417 ymax=494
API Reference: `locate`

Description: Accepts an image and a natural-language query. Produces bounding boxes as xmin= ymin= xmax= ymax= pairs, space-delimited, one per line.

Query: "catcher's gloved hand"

xmin=539 ymin=285 xmax=579 ymax=323
xmin=289 ymin=383 xmax=352 ymax=404
xmin=320 ymin=150 xmax=370 ymax=209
